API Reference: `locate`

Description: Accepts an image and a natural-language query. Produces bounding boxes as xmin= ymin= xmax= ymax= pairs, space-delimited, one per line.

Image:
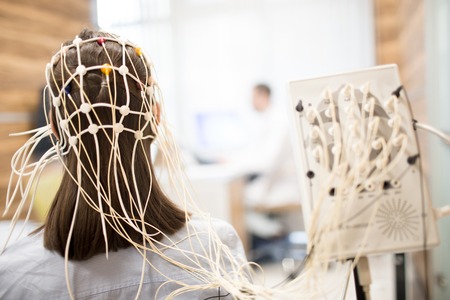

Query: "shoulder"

xmin=0 ymin=224 xmax=52 ymax=267
xmin=0 ymin=226 xmax=67 ymax=299
xmin=187 ymin=215 xmax=237 ymax=234
xmin=162 ymin=215 xmax=247 ymax=265
xmin=187 ymin=216 xmax=242 ymax=244
xmin=173 ymin=216 xmax=245 ymax=257
xmin=0 ymin=218 xmax=247 ymax=299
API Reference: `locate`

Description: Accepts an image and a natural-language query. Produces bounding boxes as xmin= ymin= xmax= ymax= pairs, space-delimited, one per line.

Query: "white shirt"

xmin=228 ymin=105 xmax=301 ymax=208
xmin=232 ymin=105 xmax=289 ymax=175
xmin=0 ymin=217 xmax=247 ymax=299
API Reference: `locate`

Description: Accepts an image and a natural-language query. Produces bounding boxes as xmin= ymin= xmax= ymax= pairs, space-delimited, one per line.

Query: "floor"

xmin=253 ymin=254 xmax=396 ymax=299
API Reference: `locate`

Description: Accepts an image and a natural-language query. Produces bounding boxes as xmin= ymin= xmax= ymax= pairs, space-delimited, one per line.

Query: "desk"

xmin=184 ymin=165 xmax=249 ymax=251
xmin=253 ymin=202 xmax=302 ymax=214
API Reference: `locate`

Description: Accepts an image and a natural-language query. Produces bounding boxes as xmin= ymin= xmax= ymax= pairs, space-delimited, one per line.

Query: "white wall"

xmin=97 ymin=0 xmax=375 ymax=149
xmin=426 ymin=0 xmax=450 ymax=299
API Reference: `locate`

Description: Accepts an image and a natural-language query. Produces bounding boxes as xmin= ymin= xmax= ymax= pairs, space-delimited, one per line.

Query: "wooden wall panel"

xmin=0 ymin=0 xmax=91 ymax=220
xmin=374 ymin=1 xmax=431 ymax=299
xmin=374 ymin=0 xmax=428 ymax=170
xmin=374 ymin=0 xmax=426 ymax=115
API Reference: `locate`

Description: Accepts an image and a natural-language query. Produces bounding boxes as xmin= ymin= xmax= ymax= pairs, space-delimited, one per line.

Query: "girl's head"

xmin=43 ymin=29 xmax=185 ymax=260
xmin=48 ymin=29 xmax=155 ymax=146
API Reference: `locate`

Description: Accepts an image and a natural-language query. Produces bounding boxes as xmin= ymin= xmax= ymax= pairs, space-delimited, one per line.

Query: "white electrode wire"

xmin=301 ymin=83 xmax=411 ymax=296
xmin=5 ymin=133 xmax=56 ymax=213
xmin=63 ymin=150 xmax=82 ymax=300
xmin=50 ymin=38 xmax=221 ymax=298
xmin=436 ymin=206 xmax=450 ymax=219
xmin=101 ymin=39 xmax=250 ymax=296
xmin=53 ymin=153 xmax=220 ymax=297
xmin=303 ymin=83 xmax=410 ymax=274
xmin=415 ymin=122 xmax=450 ymax=145
xmin=323 ymin=91 xmax=346 ymax=263
xmin=12 ymin=149 xmax=57 ymax=239
xmin=1 ymin=146 xmax=57 ymax=253
xmin=3 ymin=33 xmax=358 ymax=300
xmin=413 ymin=123 xmax=450 ymax=219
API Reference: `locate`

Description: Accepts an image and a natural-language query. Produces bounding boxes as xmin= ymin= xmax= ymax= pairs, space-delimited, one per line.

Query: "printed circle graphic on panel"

xmin=376 ymin=198 xmax=419 ymax=241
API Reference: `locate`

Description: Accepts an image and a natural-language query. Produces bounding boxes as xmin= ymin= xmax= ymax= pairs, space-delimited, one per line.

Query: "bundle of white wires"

xmin=2 ymin=32 xmax=410 ymax=299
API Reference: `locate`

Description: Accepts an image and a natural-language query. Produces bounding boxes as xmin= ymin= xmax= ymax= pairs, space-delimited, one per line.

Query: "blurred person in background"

xmin=227 ymin=84 xmax=302 ymax=260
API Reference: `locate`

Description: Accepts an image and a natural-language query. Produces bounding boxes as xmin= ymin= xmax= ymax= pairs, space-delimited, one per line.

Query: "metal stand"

xmin=353 ymin=257 xmax=372 ymax=300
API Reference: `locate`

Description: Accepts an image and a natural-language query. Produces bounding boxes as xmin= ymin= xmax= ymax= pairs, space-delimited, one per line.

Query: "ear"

xmin=152 ymin=102 xmax=161 ymax=125
xmin=49 ymin=109 xmax=60 ymax=140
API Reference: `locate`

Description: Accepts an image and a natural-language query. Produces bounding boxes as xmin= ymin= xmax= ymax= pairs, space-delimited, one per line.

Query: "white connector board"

xmin=289 ymin=65 xmax=439 ymax=259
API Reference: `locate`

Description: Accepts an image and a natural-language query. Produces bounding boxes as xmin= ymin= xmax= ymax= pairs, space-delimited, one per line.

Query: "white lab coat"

xmin=230 ymin=105 xmax=301 ymax=208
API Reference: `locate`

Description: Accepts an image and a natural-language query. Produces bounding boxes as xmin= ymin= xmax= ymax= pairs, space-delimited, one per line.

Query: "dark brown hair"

xmin=254 ymin=83 xmax=271 ymax=97
xmin=44 ymin=29 xmax=186 ymax=260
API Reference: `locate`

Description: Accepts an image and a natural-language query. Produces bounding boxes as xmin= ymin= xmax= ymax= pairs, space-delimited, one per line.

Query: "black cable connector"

xmin=392 ymin=85 xmax=403 ymax=98
xmin=412 ymin=119 xmax=418 ymax=131
xmin=407 ymin=154 xmax=420 ymax=165
xmin=329 ymin=188 xmax=336 ymax=196
xmin=306 ymin=170 xmax=315 ymax=179
xmin=295 ymin=99 xmax=304 ymax=113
